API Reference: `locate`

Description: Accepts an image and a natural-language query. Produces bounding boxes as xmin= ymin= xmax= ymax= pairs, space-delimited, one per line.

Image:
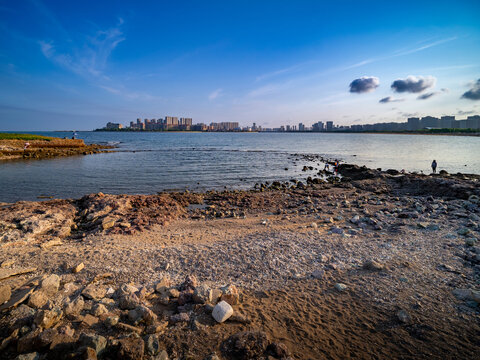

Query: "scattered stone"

xmin=334 ymin=283 xmax=347 ymax=292
xmin=115 ymin=322 xmax=143 ymax=334
xmin=34 ymin=307 xmax=63 ymax=329
xmin=0 ymin=287 xmax=35 ymax=311
xmin=40 ymin=239 xmax=63 ymax=249
xmin=310 ymin=270 xmax=324 ymax=279
xmin=79 ymin=333 xmax=107 ymax=356
xmin=0 ymin=267 xmax=37 ymax=281
xmin=212 ymin=300 xmax=233 ymax=323
xmin=221 ymin=331 xmax=268 ymax=360
xmin=64 ymin=296 xmax=85 ymax=317
xmin=220 ymin=284 xmax=240 ymax=305
xmin=119 ymin=293 xmax=140 ymax=310
xmin=27 ymin=290 xmax=48 ymax=309
xmin=145 ymin=334 xmax=160 ymax=356
xmin=193 ymin=284 xmax=213 ymax=304
xmin=0 ymin=284 xmax=11 ymax=304
xmin=396 ymin=310 xmax=411 ymax=324
xmin=81 ymin=314 xmax=99 ymax=327
xmin=72 ymin=262 xmax=85 ymax=273
xmin=116 ymin=337 xmax=145 ymax=360
xmin=40 ymin=274 xmax=60 ymax=296
xmin=15 ymin=353 xmax=40 ymax=360
xmin=156 ymin=350 xmax=169 ymax=360
xmin=91 ymin=303 xmax=108 ymax=317
xmin=170 ymin=312 xmax=190 ymax=324
xmin=363 ymin=260 xmax=385 ymax=271
xmin=104 ymin=315 xmax=119 ymax=327
xmin=82 ymin=284 xmax=107 ymax=301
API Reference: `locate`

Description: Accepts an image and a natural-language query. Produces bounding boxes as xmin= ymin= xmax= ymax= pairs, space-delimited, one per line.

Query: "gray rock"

xmin=0 ymin=284 xmax=11 ymax=305
xmin=79 ymin=333 xmax=107 ymax=355
xmin=15 ymin=353 xmax=40 ymax=360
xmin=27 ymin=290 xmax=48 ymax=309
xmin=40 ymin=274 xmax=60 ymax=296
xmin=104 ymin=315 xmax=119 ymax=327
xmin=193 ymin=284 xmax=212 ymax=304
xmin=119 ymin=293 xmax=140 ymax=310
xmin=396 ymin=310 xmax=411 ymax=324
xmin=91 ymin=303 xmax=108 ymax=316
xmin=363 ymin=260 xmax=385 ymax=271
xmin=64 ymin=296 xmax=84 ymax=317
xmin=34 ymin=307 xmax=63 ymax=329
xmin=170 ymin=312 xmax=190 ymax=324
xmin=145 ymin=334 xmax=160 ymax=356
xmin=82 ymin=285 xmax=106 ymax=301
xmin=334 ymin=283 xmax=347 ymax=292
xmin=212 ymin=300 xmax=233 ymax=323
xmin=155 ymin=350 xmax=169 ymax=360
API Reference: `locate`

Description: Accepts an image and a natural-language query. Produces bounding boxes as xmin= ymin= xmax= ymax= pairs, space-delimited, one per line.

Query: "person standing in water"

xmin=431 ymin=160 xmax=437 ymax=174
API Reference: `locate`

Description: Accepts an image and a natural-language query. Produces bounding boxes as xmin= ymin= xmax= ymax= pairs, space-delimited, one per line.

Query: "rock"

xmin=181 ymin=275 xmax=198 ymax=290
xmin=80 ymin=347 xmax=97 ymax=360
xmin=15 ymin=353 xmax=40 ymax=360
xmin=221 ymin=331 xmax=269 ymax=360
xmin=34 ymin=307 xmax=63 ymax=328
xmin=465 ymin=238 xmax=477 ymax=246
xmin=64 ymin=296 xmax=85 ymax=317
xmin=0 ymin=284 xmax=11 ymax=304
xmin=81 ymin=314 xmax=99 ymax=327
xmin=79 ymin=333 xmax=107 ymax=356
xmin=212 ymin=300 xmax=233 ymax=323
xmin=91 ymin=303 xmax=108 ymax=316
xmin=116 ymin=283 xmax=139 ymax=298
xmin=220 ymin=284 xmax=240 ymax=305
xmin=0 ymin=267 xmax=37 ymax=281
xmin=331 ymin=227 xmax=344 ymax=235
xmin=115 ymin=322 xmax=143 ymax=334
xmin=40 ymin=239 xmax=63 ymax=249
xmin=396 ymin=310 xmax=411 ymax=324
xmin=170 ymin=312 xmax=190 ymax=324
xmin=310 ymin=270 xmax=324 ymax=279
xmin=154 ymin=276 xmax=171 ymax=292
xmin=350 ymin=215 xmax=360 ymax=224
xmin=229 ymin=313 xmax=251 ymax=324
xmin=193 ymin=284 xmax=213 ymax=304
xmin=36 ymin=328 xmax=58 ymax=348
xmin=155 ymin=350 xmax=169 ymax=360
xmin=128 ymin=305 xmax=157 ymax=325
xmin=101 ymin=217 xmax=116 ymax=230
xmin=119 ymin=293 xmax=140 ymax=310
xmin=267 ymin=342 xmax=291 ymax=358
xmin=17 ymin=329 xmax=41 ymax=353
xmin=334 ymin=283 xmax=347 ymax=292
xmin=458 ymin=228 xmax=471 ymax=236
xmin=104 ymin=315 xmax=119 ymax=327
xmin=58 ymin=324 xmax=75 ymax=337
xmin=453 ymin=288 xmax=480 ymax=303
xmin=363 ymin=260 xmax=385 ymax=271
xmin=310 ymin=222 xmax=318 ymax=229
xmin=116 ymin=337 xmax=145 ymax=360
xmin=72 ymin=262 xmax=85 ymax=273
xmin=27 ymin=290 xmax=48 ymax=309
xmin=40 ymin=274 xmax=60 ymax=296
xmin=82 ymin=285 xmax=106 ymax=301
xmin=0 ymin=287 xmax=34 ymax=311
xmin=145 ymin=334 xmax=160 ymax=356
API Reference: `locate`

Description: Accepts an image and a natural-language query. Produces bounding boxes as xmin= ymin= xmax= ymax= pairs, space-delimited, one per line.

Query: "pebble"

xmin=212 ymin=300 xmax=233 ymax=323
xmin=334 ymin=283 xmax=347 ymax=292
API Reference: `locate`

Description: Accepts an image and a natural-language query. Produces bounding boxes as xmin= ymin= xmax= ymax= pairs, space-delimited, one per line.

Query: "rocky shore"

xmin=0 ymin=139 xmax=113 ymax=161
xmin=0 ymin=164 xmax=479 ymax=359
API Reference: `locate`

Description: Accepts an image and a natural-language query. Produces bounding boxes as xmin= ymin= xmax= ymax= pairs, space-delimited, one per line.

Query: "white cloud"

xmin=208 ymin=88 xmax=223 ymax=100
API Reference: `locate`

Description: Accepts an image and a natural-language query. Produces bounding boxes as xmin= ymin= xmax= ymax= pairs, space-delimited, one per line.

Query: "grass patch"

xmin=0 ymin=133 xmax=54 ymax=141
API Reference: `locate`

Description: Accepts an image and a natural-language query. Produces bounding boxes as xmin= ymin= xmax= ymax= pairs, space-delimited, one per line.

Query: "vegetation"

xmin=0 ymin=133 xmax=55 ymax=141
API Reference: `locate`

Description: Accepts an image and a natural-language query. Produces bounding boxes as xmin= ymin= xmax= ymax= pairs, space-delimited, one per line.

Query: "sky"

xmin=0 ymin=0 xmax=480 ymax=131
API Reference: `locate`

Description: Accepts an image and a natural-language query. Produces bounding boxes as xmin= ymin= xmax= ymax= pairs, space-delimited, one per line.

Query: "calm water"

xmin=1 ymin=131 xmax=479 ymax=202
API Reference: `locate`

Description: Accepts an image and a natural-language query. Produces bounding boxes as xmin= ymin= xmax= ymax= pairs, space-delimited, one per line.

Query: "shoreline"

xmin=0 ymin=163 xmax=479 ymax=359
xmin=0 ymin=138 xmax=114 ymax=161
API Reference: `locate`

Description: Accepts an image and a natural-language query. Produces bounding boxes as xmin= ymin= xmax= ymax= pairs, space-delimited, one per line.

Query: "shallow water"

xmin=0 ymin=131 xmax=479 ymax=202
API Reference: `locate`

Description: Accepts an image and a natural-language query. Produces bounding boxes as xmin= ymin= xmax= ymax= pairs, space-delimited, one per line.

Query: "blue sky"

xmin=0 ymin=0 xmax=479 ymax=130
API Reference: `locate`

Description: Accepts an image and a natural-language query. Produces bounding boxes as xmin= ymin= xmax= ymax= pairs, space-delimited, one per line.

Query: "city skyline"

xmin=1 ymin=1 xmax=480 ymax=130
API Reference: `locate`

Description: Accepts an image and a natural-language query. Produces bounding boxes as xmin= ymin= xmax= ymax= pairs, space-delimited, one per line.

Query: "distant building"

xmin=420 ymin=116 xmax=440 ymax=129
xmin=298 ymin=123 xmax=305 ymax=131
xmin=467 ymin=115 xmax=480 ymax=129
xmin=105 ymin=122 xmax=123 ymax=130
xmin=326 ymin=121 xmax=333 ymax=131
xmin=440 ymin=116 xmax=455 ymax=129
xmin=407 ymin=117 xmax=420 ymax=131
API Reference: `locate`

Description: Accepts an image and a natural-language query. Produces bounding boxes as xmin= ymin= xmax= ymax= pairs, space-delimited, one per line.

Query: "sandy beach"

xmin=0 ymin=164 xmax=479 ymax=359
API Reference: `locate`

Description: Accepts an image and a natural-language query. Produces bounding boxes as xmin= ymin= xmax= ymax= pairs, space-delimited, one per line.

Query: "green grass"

xmin=0 ymin=133 xmax=54 ymax=141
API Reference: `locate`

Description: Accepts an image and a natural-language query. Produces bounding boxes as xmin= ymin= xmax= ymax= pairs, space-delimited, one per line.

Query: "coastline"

xmin=0 ymin=137 xmax=114 ymax=161
xmin=0 ymin=164 xmax=479 ymax=359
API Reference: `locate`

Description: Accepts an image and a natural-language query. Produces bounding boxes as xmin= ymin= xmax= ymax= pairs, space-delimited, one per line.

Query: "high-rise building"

xmin=440 ymin=116 xmax=455 ymax=129
xmin=326 ymin=121 xmax=333 ymax=131
xmin=298 ymin=123 xmax=305 ymax=131
xmin=467 ymin=115 xmax=480 ymax=129
xmin=420 ymin=116 xmax=440 ymax=128
xmin=407 ymin=117 xmax=420 ymax=131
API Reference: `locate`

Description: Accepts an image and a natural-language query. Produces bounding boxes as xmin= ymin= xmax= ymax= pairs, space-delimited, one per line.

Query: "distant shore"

xmin=0 ymin=134 xmax=114 ymax=161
